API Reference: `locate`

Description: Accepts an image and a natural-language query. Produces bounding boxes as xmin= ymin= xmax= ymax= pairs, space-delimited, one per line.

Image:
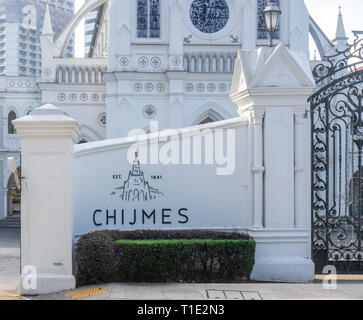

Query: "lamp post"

xmin=263 ymin=0 xmax=281 ymax=47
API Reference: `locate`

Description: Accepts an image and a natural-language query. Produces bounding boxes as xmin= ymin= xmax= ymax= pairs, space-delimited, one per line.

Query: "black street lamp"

xmin=263 ymin=0 xmax=282 ymax=47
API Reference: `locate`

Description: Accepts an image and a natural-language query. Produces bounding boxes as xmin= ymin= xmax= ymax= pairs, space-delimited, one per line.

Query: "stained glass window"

xmin=137 ymin=0 xmax=148 ymax=38
xmin=149 ymin=0 xmax=160 ymax=38
xmin=190 ymin=0 xmax=230 ymax=34
xmin=137 ymin=0 xmax=160 ymax=38
xmin=257 ymin=0 xmax=280 ymax=40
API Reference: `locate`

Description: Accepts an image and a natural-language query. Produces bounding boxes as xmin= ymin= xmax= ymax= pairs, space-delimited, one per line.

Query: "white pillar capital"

xmin=251 ymin=110 xmax=265 ymax=126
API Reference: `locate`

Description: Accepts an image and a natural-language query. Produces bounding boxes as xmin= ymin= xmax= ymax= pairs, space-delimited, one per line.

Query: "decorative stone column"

xmin=13 ymin=104 xmax=79 ymax=295
xmin=231 ymin=45 xmax=316 ymax=282
xmin=167 ymin=71 xmax=185 ymax=129
xmin=241 ymin=0 xmax=257 ymax=50
xmin=108 ymin=0 xmax=132 ymax=71
xmin=294 ymin=109 xmax=308 ymax=228
xmin=251 ymin=110 xmax=265 ymax=229
xmin=169 ymin=0 xmax=184 ymax=71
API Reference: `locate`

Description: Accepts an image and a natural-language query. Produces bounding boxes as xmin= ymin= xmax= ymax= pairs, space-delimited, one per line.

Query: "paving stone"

xmin=224 ymin=290 xmax=244 ymax=300
xmin=123 ymin=284 xmax=166 ymax=300
xmin=242 ymin=291 xmax=262 ymax=300
xmin=206 ymin=290 xmax=226 ymax=299
xmin=0 ymin=229 xmax=20 ymax=294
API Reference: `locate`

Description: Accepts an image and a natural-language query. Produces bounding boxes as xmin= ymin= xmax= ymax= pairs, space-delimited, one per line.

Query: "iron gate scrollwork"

xmin=310 ymin=33 xmax=363 ymax=274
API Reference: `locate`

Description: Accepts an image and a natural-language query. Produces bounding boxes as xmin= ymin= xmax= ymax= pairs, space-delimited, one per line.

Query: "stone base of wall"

xmin=251 ymin=258 xmax=315 ymax=282
xmin=21 ymin=274 xmax=75 ymax=295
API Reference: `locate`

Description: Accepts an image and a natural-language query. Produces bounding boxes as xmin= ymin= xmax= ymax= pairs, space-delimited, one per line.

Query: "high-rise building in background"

xmin=84 ymin=6 xmax=100 ymax=57
xmin=0 ymin=0 xmax=75 ymax=76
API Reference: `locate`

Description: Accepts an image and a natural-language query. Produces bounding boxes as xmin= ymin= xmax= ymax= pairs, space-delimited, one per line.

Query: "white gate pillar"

xmin=13 ymin=104 xmax=79 ymax=295
xmin=231 ymin=45 xmax=316 ymax=282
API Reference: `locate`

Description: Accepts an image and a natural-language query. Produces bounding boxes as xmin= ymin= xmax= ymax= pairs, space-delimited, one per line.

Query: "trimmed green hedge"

xmin=76 ymin=230 xmax=255 ymax=285
xmin=115 ymin=239 xmax=255 ymax=283
xmin=75 ymin=232 xmax=117 ymax=285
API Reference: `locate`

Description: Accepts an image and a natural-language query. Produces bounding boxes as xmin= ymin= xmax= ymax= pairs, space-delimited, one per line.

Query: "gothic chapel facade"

xmin=0 ymin=0 xmax=349 ymax=221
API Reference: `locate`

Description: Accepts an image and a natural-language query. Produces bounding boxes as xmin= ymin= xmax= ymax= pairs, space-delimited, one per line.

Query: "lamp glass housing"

xmin=263 ymin=0 xmax=281 ymax=46
xmin=264 ymin=9 xmax=281 ymax=33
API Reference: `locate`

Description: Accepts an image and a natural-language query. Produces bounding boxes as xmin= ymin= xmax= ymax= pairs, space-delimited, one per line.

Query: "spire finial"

xmin=333 ymin=4 xmax=348 ymax=44
xmin=42 ymin=2 xmax=54 ymax=36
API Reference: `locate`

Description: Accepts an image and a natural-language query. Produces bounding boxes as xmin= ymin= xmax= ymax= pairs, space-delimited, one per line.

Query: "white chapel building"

xmin=0 ymin=0 xmax=350 ymax=223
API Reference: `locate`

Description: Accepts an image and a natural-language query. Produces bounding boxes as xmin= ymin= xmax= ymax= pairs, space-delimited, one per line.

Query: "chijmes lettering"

xmin=93 ymin=208 xmax=189 ymax=227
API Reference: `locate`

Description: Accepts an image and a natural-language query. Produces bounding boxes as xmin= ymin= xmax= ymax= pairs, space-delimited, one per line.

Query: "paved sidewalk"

xmin=28 ymin=281 xmax=363 ymax=300
xmin=0 ymin=228 xmax=21 ymax=300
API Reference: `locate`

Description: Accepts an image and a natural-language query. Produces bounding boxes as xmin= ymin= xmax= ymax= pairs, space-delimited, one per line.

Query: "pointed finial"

xmin=42 ymin=2 xmax=54 ymax=36
xmin=333 ymin=4 xmax=348 ymax=44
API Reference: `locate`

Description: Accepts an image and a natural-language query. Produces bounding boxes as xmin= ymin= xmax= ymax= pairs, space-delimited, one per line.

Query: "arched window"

xmin=257 ymin=0 xmax=280 ymax=40
xmin=8 ymin=111 xmax=16 ymax=134
xmin=137 ymin=0 xmax=161 ymax=38
xmin=78 ymin=139 xmax=88 ymax=144
xmin=7 ymin=167 xmax=21 ymax=217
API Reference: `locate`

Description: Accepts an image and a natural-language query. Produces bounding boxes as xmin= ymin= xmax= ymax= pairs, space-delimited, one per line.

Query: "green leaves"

xmin=76 ymin=231 xmax=255 ymax=285
xmin=114 ymin=239 xmax=256 ymax=283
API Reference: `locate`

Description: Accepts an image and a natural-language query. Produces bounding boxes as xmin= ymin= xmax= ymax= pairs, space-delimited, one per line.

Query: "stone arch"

xmin=64 ymin=66 xmax=71 ymax=83
xmin=77 ymin=138 xmax=89 ymax=144
xmin=84 ymin=68 xmax=90 ymax=83
xmin=79 ymin=124 xmax=103 ymax=142
xmin=7 ymin=110 xmax=17 ymax=134
xmin=96 ymin=67 xmax=104 ymax=83
xmin=24 ymin=106 xmax=35 ymax=116
xmin=90 ymin=68 xmax=96 ymax=83
xmin=78 ymin=67 xmax=85 ymax=83
xmin=56 ymin=65 xmax=65 ymax=83
xmin=7 ymin=167 xmax=21 ymax=217
xmin=185 ymin=102 xmax=234 ymax=126
xmin=71 ymin=67 xmax=77 ymax=83
xmin=195 ymin=110 xmax=224 ymax=125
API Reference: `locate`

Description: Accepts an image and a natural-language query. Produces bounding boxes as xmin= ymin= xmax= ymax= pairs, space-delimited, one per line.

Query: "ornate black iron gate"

xmin=310 ymin=34 xmax=363 ymax=274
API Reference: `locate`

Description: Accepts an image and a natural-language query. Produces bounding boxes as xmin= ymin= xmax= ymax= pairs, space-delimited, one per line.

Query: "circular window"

xmin=190 ymin=0 xmax=229 ymax=34
xmin=143 ymin=105 xmax=158 ymax=119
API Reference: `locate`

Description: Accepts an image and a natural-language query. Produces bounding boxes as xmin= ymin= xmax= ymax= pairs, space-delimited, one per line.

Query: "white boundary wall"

xmin=73 ymin=118 xmax=250 ymax=240
xmin=14 ymin=45 xmax=316 ymax=294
